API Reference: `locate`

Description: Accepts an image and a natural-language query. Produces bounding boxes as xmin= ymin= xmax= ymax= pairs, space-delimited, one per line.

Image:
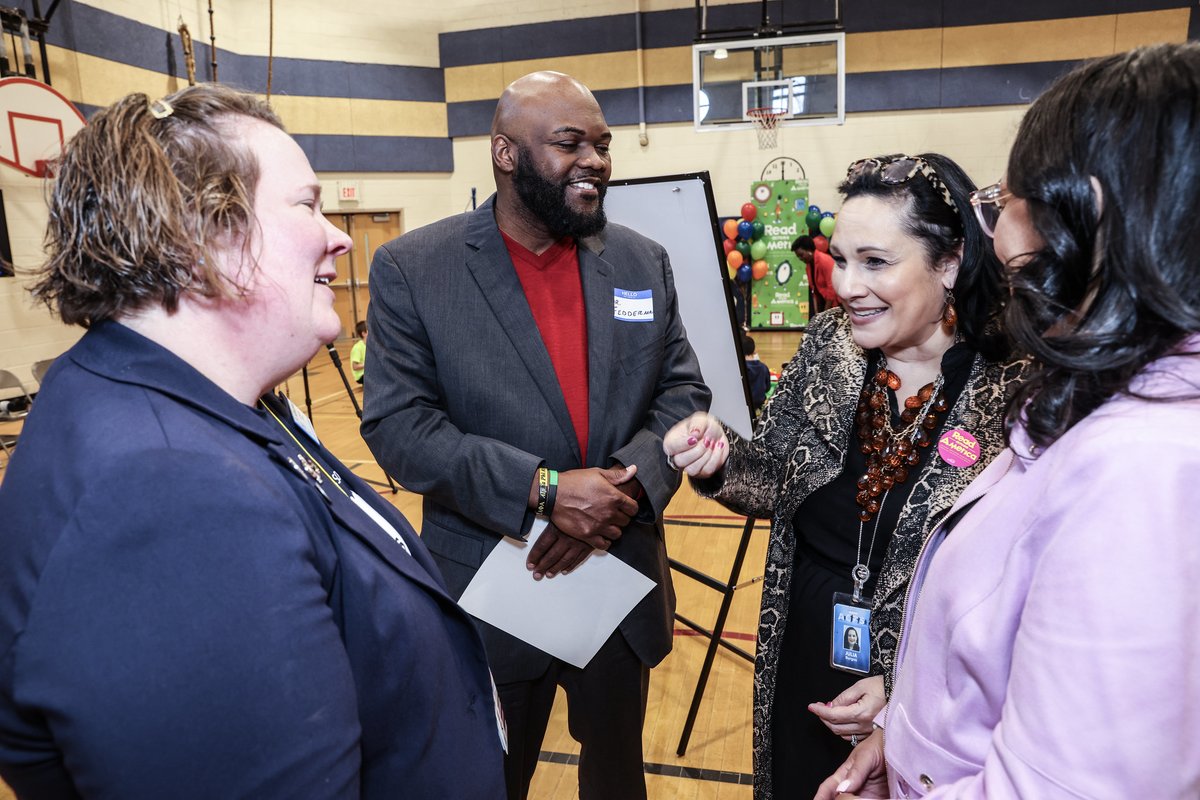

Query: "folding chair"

xmin=32 ymin=358 xmax=55 ymax=387
xmin=0 ymin=370 xmax=34 ymax=466
xmin=0 ymin=369 xmax=34 ymax=420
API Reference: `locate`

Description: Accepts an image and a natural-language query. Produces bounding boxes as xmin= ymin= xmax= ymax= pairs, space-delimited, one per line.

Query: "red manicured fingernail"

xmin=718 ymin=441 xmax=725 ymax=449
xmin=687 ymin=436 xmax=697 ymax=446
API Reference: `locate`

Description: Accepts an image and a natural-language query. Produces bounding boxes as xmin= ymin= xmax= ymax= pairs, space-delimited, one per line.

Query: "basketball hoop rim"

xmin=747 ymin=107 xmax=784 ymax=128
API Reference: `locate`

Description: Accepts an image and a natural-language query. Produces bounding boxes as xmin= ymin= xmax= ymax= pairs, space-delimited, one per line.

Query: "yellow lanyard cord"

xmin=261 ymin=401 xmax=349 ymax=497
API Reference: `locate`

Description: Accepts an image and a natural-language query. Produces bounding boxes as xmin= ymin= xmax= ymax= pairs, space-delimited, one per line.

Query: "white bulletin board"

xmin=605 ymin=173 xmax=754 ymax=439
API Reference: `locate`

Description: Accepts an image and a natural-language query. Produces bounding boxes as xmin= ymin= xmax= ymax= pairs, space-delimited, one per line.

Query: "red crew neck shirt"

xmin=503 ymin=232 xmax=590 ymax=459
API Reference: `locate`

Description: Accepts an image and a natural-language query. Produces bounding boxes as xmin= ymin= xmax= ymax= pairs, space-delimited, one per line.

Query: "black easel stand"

xmin=670 ymin=515 xmax=757 ymax=755
xmin=301 ymin=365 xmax=314 ymax=422
xmin=324 ymin=344 xmax=398 ymax=494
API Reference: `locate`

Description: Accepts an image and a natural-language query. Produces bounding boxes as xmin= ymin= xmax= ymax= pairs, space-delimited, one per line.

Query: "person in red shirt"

xmin=793 ymin=234 xmax=838 ymax=315
xmin=362 ymin=71 xmax=710 ymax=800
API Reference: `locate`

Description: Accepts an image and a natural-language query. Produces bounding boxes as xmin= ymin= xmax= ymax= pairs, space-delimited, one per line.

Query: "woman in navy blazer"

xmin=0 ymin=85 xmax=505 ymax=799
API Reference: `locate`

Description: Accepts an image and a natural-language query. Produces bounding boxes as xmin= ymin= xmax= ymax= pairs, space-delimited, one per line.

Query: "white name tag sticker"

xmin=285 ymin=395 xmax=321 ymax=446
xmin=613 ymin=288 xmax=653 ymax=323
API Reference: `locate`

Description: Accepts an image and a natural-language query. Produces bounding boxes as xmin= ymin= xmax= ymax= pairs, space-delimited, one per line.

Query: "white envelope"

xmin=458 ymin=519 xmax=657 ymax=669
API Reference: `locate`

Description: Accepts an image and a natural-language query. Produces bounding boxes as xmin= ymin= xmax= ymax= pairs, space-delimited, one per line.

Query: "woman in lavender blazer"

xmin=818 ymin=43 xmax=1200 ymax=799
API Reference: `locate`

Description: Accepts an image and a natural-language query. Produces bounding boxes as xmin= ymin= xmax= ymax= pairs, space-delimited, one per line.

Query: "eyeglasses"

xmin=846 ymin=156 xmax=958 ymax=214
xmin=968 ymin=182 xmax=1013 ymax=238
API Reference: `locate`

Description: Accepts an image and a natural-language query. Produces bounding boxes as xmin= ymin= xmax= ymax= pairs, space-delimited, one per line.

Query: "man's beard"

xmin=513 ymin=150 xmax=607 ymax=239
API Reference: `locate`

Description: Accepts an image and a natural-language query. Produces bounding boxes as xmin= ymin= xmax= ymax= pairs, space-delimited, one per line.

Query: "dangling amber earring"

xmin=942 ymin=288 xmax=958 ymax=333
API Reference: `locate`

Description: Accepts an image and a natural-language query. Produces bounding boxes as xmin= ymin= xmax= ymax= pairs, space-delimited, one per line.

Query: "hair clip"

xmin=149 ymin=98 xmax=175 ymax=120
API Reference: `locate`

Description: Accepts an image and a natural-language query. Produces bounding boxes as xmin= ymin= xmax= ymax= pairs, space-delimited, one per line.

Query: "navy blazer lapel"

xmin=578 ymin=233 xmax=614 ymax=466
xmin=328 ymin=483 xmax=451 ymax=600
xmin=464 ymin=200 xmax=581 ymax=462
xmin=264 ymin=438 xmax=451 ymax=600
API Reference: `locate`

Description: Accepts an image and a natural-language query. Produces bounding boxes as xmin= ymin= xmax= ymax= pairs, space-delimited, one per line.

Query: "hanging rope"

xmin=266 ymin=0 xmax=274 ymax=99
xmin=207 ymin=0 xmax=217 ymax=82
xmin=178 ymin=17 xmax=196 ymax=85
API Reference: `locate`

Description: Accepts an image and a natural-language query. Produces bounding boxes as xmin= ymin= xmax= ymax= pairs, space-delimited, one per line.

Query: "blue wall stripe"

xmin=592 ymin=85 xmax=695 ymax=125
xmin=843 ymin=71 xmax=942 ymax=114
xmin=641 ymin=8 xmax=704 ymax=49
xmin=46 ymin=2 xmax=443 ymax=102
xmin=447 ymin=99 xmax=498 ymax=138
xmin=293 ymin=134 xmax=453 ymax=173
xmin=642 ymin=85 xmax=697 ymax=124
xmin=211 ymin=55 xmax=444 ymax=102
xmin=76 ymin=100 xmax=449 ymax=172
xmin=937 ymin=61 xmax=1083 ymax=108
xmin=48 ymin=1 xmax=173 ymax=75
xmin=941 ymin=0 xmax=1187 ymax=28
xmin=1190 ymin=7 xmax=1200 ymax=40
xmin=842 ymin=0 xmax=1189 ymax=33
xmin=447 ymin=84 xmax=694 ymax=138
xmin=846 ymin=61 xmax=1084 ymax=112
xmin=439 ymin=14 xmax=637 ymax=68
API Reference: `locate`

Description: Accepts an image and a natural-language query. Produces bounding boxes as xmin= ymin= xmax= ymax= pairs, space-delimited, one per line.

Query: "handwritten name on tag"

xmin=613 ymin=288 xmax=653 ymax=323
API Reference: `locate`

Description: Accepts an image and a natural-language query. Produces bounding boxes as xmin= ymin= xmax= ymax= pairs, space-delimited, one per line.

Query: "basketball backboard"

xmin=0 ymin=77 xmax=85 ymax=177
xmin=693 ymin=33 xmax=845 ymax=132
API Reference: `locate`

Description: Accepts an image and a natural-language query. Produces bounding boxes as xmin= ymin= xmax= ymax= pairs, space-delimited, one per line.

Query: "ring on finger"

xmin=666 ymin=453 xmax=680 ymax=471
xmin=850 ymin=734 xmax=859 ymax=747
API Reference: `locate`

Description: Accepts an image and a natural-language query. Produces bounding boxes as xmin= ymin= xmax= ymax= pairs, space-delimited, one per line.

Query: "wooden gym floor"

xmin=0 ymin=330 xmax=803 ymax=800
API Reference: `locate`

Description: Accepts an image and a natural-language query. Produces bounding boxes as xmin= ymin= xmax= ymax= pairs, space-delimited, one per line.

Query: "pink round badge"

xmin=938 ymin=428 xmax=980 ymax=468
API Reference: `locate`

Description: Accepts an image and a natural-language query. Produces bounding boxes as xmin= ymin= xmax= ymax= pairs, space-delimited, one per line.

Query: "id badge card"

xmin=830 ymin=591 xmax=871 ymax=675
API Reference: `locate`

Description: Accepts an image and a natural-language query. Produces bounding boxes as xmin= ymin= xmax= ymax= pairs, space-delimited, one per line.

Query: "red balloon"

xmin=741 ymin=202 xmax=758 ymax=222
xmin=813 ymin=235 xmax=829 ymax=253
xmin=723 ymin=238 xmax=736 ymax=255
xmin=727 ymin=250 xmax=745 ymax=270
xmin=723 ymin=218 xmax=740 ymax=240
xmin=751 ymin=259 xmax=769 ymax=280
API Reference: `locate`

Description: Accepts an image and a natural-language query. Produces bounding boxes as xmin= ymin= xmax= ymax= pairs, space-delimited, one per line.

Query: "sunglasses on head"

xmin=846 ymin=156 xmax=958 ymax=214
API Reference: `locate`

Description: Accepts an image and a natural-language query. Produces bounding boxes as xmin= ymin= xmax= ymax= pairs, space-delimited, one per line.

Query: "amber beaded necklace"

xmin=853 ymin=357 xmax=949 ymax=523
xmin=849 ymin=355 xmax=950 ymax=599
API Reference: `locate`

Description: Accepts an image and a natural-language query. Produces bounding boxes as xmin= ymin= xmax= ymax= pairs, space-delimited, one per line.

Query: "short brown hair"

xmin=32 ymin=83 xmax=284 ymax=326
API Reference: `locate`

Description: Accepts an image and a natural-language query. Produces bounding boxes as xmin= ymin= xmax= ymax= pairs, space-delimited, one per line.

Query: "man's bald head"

xmin=491 ymin=71 xmax=600 ymax=139
xmin=489 ymin=71 xmax=613 ymax=247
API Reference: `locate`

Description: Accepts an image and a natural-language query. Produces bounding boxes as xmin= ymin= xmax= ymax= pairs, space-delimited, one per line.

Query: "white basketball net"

xmin=748 ymin=108 xmax=783 ymax=150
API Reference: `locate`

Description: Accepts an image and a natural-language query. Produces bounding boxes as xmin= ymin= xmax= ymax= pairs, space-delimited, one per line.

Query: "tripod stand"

xmin=297 ymin=343 xmax=399 ymax=494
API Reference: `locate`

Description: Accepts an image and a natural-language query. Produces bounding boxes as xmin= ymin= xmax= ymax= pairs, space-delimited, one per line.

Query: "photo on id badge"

xmin=831 ymin=601 xmax=870 ymax=674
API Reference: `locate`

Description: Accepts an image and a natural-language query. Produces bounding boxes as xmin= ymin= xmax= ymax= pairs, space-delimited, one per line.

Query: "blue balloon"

xmin=736 ymin=264 xmax=752 ymax=284
xmin=737 ymin=220 xmax=754 ymax=240
xmin=821 ymin=211 xmax=835 ymax=218
xmin=808 ymin=205 xmax=821 ymax=215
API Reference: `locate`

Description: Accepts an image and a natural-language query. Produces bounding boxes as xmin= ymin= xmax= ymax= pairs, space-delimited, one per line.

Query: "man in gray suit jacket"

xmin=362 ymin=71 xmax=710 ymax=799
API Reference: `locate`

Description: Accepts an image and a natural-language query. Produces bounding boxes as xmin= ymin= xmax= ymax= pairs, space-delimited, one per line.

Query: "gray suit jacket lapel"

xmin=463 ymin=202 xmax=582 ymax=463
xmin=578 ymin=233 xmax=613 ymax=466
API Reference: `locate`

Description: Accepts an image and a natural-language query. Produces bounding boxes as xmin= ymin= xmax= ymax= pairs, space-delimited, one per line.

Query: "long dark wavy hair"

xmin=1003 ymin=43 xmax=1200 ymax=449
xmin=838 ymin=152 xmax=1008 ymax=361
